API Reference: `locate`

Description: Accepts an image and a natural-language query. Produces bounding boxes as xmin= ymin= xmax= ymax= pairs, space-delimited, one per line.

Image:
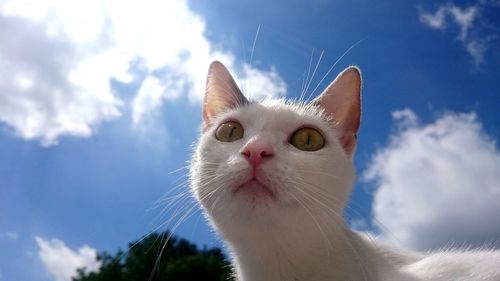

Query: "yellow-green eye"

xmin=290 ymin=127 xmax=325 ymax=151
xmin=215 ymin=121 xmax=244 ymax=142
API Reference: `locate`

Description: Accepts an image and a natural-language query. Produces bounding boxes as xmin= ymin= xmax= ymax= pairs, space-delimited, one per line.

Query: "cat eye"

xmin=215 ymin=121 xmax=244 ymax=142
xmin=290 ymin=127 xmax=325 ymax=151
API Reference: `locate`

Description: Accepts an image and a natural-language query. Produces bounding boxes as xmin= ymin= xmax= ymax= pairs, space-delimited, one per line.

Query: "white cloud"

xmin=125 ymin=0 xmax=287 ymax=125
xmin=466 ymin=39 xmax=488 ymax=65
xmin=0 ymin=0 xmax=286 ymax=143
xmin=449 ymin=5 xmax=478 ymax=41
xmin=35 ymin=236 xmax=100 ymax=281
xmin=418 ymin=4 xmax=478 ymax=40
xmin=364 ymin=110 xmax=500 ymax=251
xmin=391 ymin=108 xmax=418 ymax=128
xmin=238 ymin=64 xmax=287 ymax=101
xmin=419 ymin=6 xmax=448 ymax=30
xmin=349 ymin=218 xmax=371 ymax=232
xmin=0 ymin=3 xmax=123 ymax=146
xmin=418 ymin=2 xmax=491 ymax=65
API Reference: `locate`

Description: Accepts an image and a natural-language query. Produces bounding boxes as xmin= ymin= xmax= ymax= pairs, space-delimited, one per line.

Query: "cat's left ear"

xmin=313 ymin=66 xmax=361 ymax=155
xmin=203 ymin=61 xmax=248 ymax=128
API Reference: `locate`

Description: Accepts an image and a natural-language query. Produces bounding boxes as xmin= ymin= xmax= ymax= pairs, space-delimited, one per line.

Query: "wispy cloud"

xmin=349 ymin=218 xmax=371 ymax=232
xmin=0 ymin=0 xmax=286 ymax=145
xmin=364 ymin=109 xmax=500 ymax=251
xmin=35 ymin=236 xmax=100 ymax=281
xmin=0 ymin=232 xmax=19 ymax=240
xmin=418 ymin=2 xmax=498 ymax=65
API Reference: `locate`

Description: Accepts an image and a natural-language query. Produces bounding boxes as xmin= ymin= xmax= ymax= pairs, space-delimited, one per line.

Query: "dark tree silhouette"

xmin=73 ymin=231 xmax=233 ymax=281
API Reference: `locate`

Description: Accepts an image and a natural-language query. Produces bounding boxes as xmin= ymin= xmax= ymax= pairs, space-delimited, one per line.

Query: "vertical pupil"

xmin=306 ymin=132 xmax=311 ymax=146
xmin=229 ymin=126 xmax=235 ymax=138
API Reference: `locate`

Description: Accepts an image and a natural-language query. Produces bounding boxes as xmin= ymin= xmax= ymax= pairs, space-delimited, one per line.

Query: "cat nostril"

xmin=241 ymin=149 xmax=273 ymax=159
xmin=260 ymin=150 xmax=273 ymax=158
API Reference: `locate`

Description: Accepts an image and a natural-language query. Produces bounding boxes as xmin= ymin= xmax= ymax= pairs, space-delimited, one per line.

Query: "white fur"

xmin=190 ymin=100 xmax=500 ymax=281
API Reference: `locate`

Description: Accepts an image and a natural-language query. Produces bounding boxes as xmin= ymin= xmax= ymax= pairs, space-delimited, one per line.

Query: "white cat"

xmin=190 ymin=61 xmax=500 ymax=281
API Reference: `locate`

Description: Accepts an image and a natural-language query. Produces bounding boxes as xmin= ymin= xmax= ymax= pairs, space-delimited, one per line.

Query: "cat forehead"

xmin=210 ymin=99 xmax=331 ymax=130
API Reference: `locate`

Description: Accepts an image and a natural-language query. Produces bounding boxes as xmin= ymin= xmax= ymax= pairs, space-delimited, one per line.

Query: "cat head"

xmin=191 ymin=61 xmax=361 ymax=242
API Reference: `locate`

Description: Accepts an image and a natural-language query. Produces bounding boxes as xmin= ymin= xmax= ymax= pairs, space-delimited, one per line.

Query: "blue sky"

xmin=1 ymin=0 xmax=500 ymax=280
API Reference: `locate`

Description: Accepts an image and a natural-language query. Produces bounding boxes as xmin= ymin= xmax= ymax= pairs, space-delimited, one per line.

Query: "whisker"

xmin=167 ymin=165 xmax=189 ymax=175
xmin=291 ymin=175 xmax=402 ymax=245
xmin=288 ymin=191 xmax=335 ymax=259
xmin=300 ymin=48 xmax=315 ymax=100
xmin=148 ymin=203 xmax=200 ymax=281
xmin=249 ymin=24 xmax=261 ymax=69
xmin=306 ymin=38 xmax=366 ymax=102
xmin=302 ymin=49 xmax=324 ymax=101
xmin=285 ymin=179 xmax=369 ymax=281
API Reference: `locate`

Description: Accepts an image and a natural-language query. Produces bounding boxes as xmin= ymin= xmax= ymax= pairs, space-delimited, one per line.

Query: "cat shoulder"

xmin=356 ymin=232 xmax=500 ymax=280
xmin=406 ymin=249 xmax=500 ymax=280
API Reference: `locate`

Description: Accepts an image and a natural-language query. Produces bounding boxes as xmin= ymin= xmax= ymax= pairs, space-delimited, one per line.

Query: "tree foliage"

xmin=73 ymin=231 xmax=233 ymax=281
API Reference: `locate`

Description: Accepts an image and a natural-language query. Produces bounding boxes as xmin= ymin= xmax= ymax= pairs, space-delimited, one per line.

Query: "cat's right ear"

xmin=312 ymin=66 xmax=361 ymax=156
xmin=203 ymin=61 xmax=248 ymax=127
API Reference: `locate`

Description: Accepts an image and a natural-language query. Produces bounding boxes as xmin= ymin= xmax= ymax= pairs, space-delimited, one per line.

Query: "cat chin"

xmin=203 ymin=187 xmax=337 ymax=232
xmin=233 ymin=179 xmax=277 ymax=200
xmin=201 ymin=188 xmax=295 ymax=226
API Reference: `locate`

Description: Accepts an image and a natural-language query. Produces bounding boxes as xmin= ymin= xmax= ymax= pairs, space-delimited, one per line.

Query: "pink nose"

xmin=241 ymin=138 xmax=274 ymax=169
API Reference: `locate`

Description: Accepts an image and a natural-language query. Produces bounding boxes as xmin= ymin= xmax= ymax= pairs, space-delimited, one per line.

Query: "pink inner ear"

xmin=312 ymin=66 xmax=361 ymax=155
xmin=203 ymin=61 xmax=248 ymax=124
xmin=339 ymin=133 xmax=357 ymax=155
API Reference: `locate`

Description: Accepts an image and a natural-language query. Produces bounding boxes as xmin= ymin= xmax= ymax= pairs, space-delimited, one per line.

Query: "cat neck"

xmin=225 ymin=218 xmax=388 ymax=281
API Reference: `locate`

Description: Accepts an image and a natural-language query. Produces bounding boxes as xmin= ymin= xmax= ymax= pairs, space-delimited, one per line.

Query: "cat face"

xmin=191 ymin=61 xmax=361 ymax=239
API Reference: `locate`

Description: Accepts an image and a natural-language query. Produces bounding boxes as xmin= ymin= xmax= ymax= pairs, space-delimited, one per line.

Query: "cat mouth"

xmin=233 ymin=178 xmax=276 ymax=199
